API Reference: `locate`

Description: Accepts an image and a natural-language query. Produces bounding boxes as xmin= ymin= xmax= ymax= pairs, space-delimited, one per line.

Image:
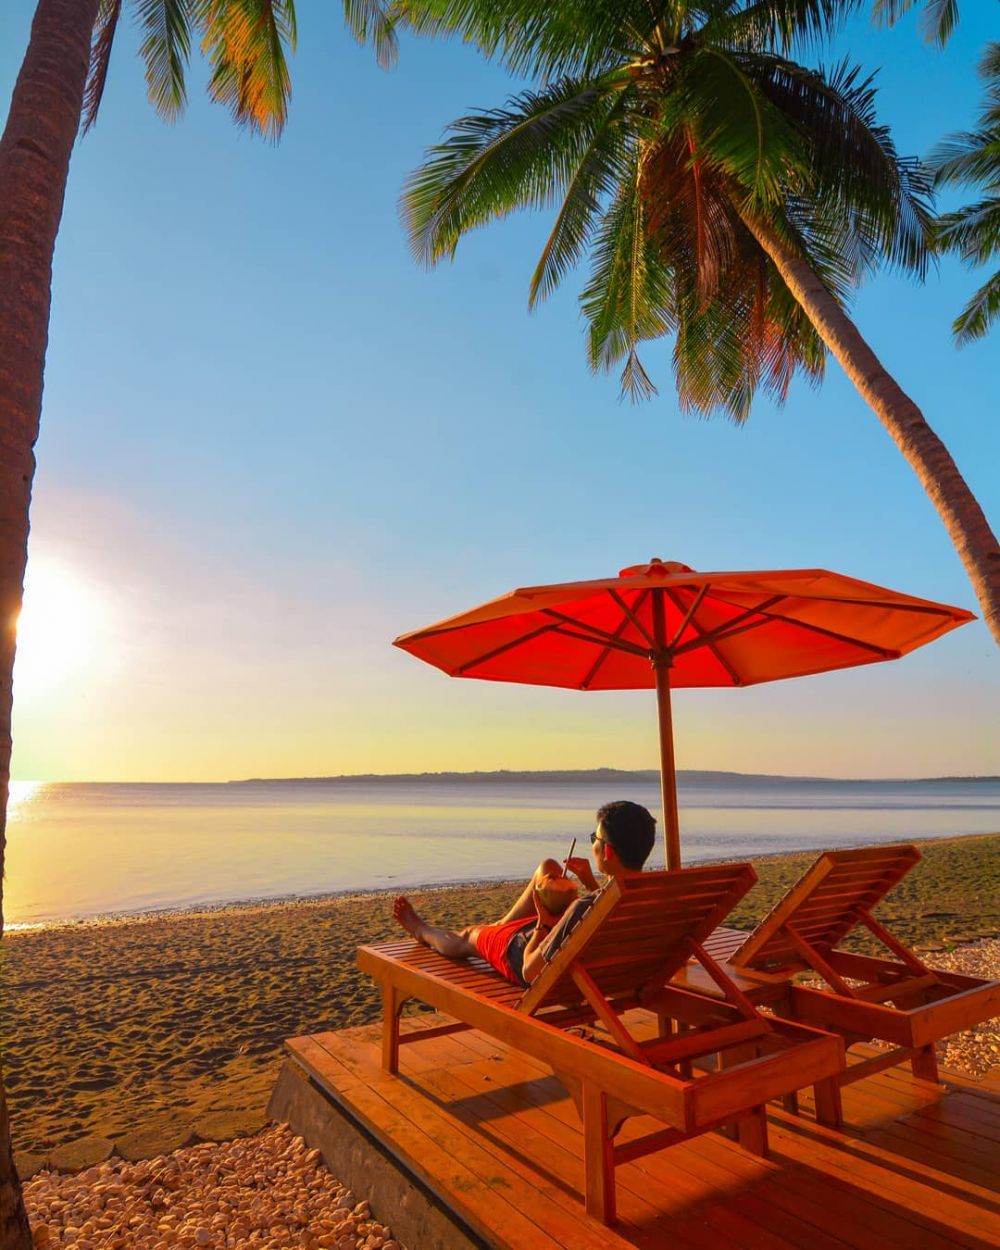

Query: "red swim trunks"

xmin=474 ymin=916 xmax=534 ymax=985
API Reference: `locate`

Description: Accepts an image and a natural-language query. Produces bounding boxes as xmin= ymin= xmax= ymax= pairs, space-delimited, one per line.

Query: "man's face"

xmin=592 ymin=820 xmax=610 ymax=872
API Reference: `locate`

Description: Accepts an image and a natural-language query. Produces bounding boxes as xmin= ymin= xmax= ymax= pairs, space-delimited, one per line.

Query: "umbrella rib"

xmin=674 ymin=600 xmax=904 ymax=661
xmin=664 ymin=587 xmax=744 ymax=684
xmin=452 ymin=621 xmax=561 ymax=675
xmin=539 ymin=610 xmax=649 ymax=657
xmin=608 ymin=589 xmax=656 ymax=649
xmin=734 ymin=611 xmax=906 ymax=658
xmin=669 ymin=585 xmax=708 ymax=651
xmin=698 ymin=585 xmax=964 ymax=619
xmin=549 ymin=623 xmax=649 ymax=656
xmin=671 ymin=596 xmax=787 ymax=661
xmin=767 ymin=594 xmax=963 ymax=617
xmin=580 ymin=590 xmax=652 ymax=688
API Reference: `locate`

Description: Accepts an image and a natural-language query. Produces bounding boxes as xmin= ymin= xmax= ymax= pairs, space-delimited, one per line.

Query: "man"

xmin=392 ymin=800 xmax=656 ymax=987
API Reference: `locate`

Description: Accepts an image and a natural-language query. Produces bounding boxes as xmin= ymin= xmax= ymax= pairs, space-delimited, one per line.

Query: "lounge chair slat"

xmin=821 ymin=844 xmax=922 ymax=863
xmin=620 ymin=865 xmax=757 ymax=890
xmin=811 ymin=866 xmax=913 ymax=891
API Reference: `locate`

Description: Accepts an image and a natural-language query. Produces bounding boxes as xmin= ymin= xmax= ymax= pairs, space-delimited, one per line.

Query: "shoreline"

xmin=4 ymin=831 xmax=998 ymax=1176
xmin=7 ymin=828 xmax=999 ymax=936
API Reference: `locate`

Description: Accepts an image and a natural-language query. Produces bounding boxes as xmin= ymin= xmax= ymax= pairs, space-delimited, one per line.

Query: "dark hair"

xmin=596 ymin=800 xmax=656 ymax=870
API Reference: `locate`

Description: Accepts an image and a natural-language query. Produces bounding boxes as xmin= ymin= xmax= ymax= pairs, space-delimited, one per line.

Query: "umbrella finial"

xmin=618 ymin=558 xmax=694 ymax=578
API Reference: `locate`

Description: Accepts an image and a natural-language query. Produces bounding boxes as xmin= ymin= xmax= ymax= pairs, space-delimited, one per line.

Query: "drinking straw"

xmin=562 ymin=837 xmax=576 ymax=877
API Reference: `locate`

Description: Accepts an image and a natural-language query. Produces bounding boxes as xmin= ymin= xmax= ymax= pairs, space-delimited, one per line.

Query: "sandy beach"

xmin=4 ymin=832 xmax=998 ymax=1180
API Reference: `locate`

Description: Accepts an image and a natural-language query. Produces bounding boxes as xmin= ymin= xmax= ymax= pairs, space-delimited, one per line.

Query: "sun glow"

xmin=14 ymin=560 xmax=109 ymax=696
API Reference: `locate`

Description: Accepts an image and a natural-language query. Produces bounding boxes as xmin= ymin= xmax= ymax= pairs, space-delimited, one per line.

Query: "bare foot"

xmin=393 ymin=896 xmax=422 ymax=936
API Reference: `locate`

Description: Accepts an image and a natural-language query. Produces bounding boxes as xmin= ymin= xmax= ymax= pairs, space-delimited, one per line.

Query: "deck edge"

xmin=268 ymin=1056 xmax=492 ymax=1250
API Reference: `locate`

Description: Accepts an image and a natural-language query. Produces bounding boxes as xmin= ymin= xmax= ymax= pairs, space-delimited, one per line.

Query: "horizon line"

xmin=10 ymin=768 xmax=1000 ymax=786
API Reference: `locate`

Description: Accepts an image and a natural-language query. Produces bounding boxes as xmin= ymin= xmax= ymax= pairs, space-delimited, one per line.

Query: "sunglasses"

xmin=590 ymin=830 xmax=604 ymax=846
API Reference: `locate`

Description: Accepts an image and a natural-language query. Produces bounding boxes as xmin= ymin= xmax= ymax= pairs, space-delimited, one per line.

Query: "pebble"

xmin=927 ymin=938 xmax=1000 ymax=1077
xmin=862 ymin=936 xmax=1000 ymax=1076
xmin=24 ymin=1125 xmax=399 ymax=1250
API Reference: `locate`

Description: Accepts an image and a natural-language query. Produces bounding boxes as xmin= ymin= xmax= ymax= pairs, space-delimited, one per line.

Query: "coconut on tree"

xmin=347 ymin=0 xmax=1000 ymax=644
xmin=0 ymin=2 xmax=296 ymax=1243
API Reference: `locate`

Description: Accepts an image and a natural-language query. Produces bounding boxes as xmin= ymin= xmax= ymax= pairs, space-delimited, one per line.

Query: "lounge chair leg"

xmin=911 ymin=1044 xmax=939 ymax=1084
xmin=736 ymin=1106 xmax=768 ymax=1156
xmin=381 ymin=984 xmax=404 ymax=1074
xmin=814 ymin=1077 xmax=843 ymax=1128
xmin=582 ymin=1083 xmax=616 ymax=1225
xmin=781 ymin=1091 xmax=799 ymax=1115
xmin=673 ymin=1021 xmax=694 ymax=1078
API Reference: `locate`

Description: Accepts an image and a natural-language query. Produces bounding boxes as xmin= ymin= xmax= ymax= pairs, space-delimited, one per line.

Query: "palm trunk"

xmin=0 ymin=0 xmax=101 ymax=1243
xmin=740 ymin=210 xmax=1000 ymax=646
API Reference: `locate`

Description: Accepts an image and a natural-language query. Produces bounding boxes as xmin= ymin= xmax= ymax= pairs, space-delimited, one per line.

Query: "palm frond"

xmin=672 ymin=236 xmax=826 ymax=420
xmin=581 ymin=167 xmax=674 ymax=401
xmin=198 ymin=0 xmax=297 ymax=140
xmin=952 ymin=268 xmax=1000 ymax=343
xmin=83 ymin=0 xmax=123 ymax=133
xmin=708 ymin=0 xmax=863 ymax=55
xmin=929 ymin=41 xmax=1000 ymax=342
xmin=343 ymin=0 xmax=399 ymax=69
xmin=671 ymin=46 xmax=805 ymax=207
xmin=136 ymin=0 xmax=196 ymax=120
xmin=930 ymin=45 xmax=1000 ymax=185
xmin=748 ymin=56 xmax=935 ymax=276
xmin=528 ymin=93 xmax=635 ymax=306
xmin=641 ymin=131 xmax=742 ymax=302
xmin=936 ymin=198 xmax=1000 ymax=263
xmin=929 ymin=130 xmax=1000 ymax=187
xmin=402 ymin=74 xmax=630 ymax=266
xmin=872 ymin=0 xmax=959 ymax=47
xmin=358 ymin=0 xmax=673 ymax=79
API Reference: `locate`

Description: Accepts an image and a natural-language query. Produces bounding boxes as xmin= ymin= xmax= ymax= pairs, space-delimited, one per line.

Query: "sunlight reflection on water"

xmin=3 ymin=778 xmax=998 ymax=926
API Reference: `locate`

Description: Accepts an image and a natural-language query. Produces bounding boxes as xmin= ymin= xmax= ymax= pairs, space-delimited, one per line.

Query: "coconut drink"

xmin=534 ymin=873 xmax=579 ymax=916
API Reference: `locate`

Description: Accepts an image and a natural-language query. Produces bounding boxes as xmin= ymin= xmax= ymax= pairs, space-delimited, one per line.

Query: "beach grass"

xmin=2 ymin=831 xmax=997 ymax=1175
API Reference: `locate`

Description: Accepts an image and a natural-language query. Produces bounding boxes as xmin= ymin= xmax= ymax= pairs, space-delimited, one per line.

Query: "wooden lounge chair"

xmin=358 ymin=863 xmax=844 ymax=1224
xmin=728 ymin=844 xmax=1000 ymax=1119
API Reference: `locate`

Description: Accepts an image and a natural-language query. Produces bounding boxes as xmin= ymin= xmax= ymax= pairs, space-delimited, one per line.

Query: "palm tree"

xmin=929 ymin=42 xmax=1000 ymax=343
xmin=348 ymin=0 xmax=1000 ymax=644
xmin=0 ymin=1 xmax=295 ymax=1242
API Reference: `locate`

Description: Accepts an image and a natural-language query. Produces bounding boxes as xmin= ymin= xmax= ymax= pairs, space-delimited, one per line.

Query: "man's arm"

xmin=522 ymin=893 xmax=596 ymax=984
xmin=521 ymin=921 xmax=553 ymax=984
xmin=564 ymin=855 xmax=600 ymax=893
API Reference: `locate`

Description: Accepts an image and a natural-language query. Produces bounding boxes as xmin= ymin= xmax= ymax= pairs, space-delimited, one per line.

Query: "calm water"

xmin=4 ymin=776 xmax=999 ymax=927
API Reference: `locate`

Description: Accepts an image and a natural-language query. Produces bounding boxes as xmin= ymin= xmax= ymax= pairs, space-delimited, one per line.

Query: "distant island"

xmin=234 ymin=768 xmax=1000 ymax=786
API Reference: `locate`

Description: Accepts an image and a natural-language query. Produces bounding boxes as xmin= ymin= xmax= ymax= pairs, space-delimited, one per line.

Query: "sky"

xmin=0 ymin=2 xmax=998 ymax=783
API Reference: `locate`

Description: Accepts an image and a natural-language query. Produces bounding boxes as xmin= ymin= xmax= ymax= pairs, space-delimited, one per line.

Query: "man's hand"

xmin=532 ymin=888 xmax=561 ymax=930
xmin=563 ymin=856 xmax=599 ymax=892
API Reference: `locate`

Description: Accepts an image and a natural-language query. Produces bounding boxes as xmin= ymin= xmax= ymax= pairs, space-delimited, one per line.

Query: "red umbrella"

xmin=394 ymin=558 xmax=974 ymax=867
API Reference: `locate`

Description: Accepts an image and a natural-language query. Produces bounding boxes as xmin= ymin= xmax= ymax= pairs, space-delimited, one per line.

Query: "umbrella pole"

xmin=654 ymin=660 xmax=681 ymax=869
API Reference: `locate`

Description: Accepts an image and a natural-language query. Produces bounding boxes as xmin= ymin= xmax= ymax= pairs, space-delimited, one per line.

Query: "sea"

xmin=4 ymin=773 xmax=999 ymax=928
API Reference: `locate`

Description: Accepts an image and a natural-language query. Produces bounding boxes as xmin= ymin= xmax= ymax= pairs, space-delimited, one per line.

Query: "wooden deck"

xmin=283 ymin=1012 xmax=1000 ymax=1250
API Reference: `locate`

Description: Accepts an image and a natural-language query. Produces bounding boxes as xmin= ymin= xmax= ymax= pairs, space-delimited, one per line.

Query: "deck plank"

xmin=768 ymin=1116 xmax=996 ymax=1248
xmin=284 ymin=1020 xmax=1000 ymax=1250
xmin=291 ymin=1033 xmax=605 ymax=1249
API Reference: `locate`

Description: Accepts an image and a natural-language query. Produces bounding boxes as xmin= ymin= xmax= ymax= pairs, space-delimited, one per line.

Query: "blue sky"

xmin=1 ymin=2 xmax=998 ymax=781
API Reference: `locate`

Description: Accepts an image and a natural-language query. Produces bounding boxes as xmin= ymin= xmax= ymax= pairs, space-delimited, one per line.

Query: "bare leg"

xmin=394 ymin=896 xmax=478 ymax=961
xmin=497 ymin=858 xmax=563 ymax=924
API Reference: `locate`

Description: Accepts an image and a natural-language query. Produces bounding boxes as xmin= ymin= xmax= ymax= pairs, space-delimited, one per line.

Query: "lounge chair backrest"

xmin=730 ymin=844 xmax=921 ymax=974
xmin=518 ymin=862 xmax=757 ymax=1015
